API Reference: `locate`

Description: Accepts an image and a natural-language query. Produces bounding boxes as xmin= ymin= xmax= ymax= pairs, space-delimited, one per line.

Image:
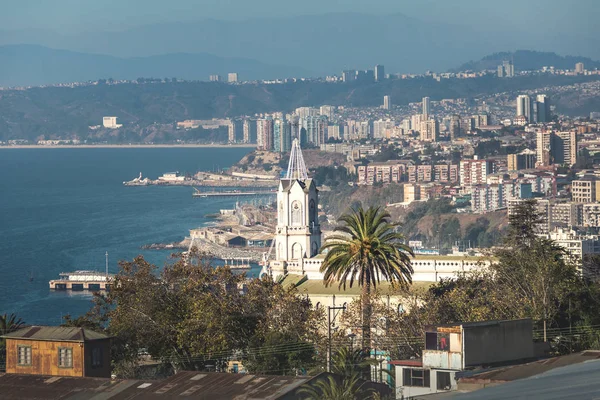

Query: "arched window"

xmin=309 ymin=199 xmax=316 ymax=224
xmin=311 ymin=241 xmax=318 ymax=256
xmin=292 ymin=243 xmax=303 ymax=259
xmin=291 ymin=201 xmax=303 ymax=226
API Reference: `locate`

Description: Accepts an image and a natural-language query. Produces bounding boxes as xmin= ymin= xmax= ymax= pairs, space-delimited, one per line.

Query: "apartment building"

xmin=459 ymin=159 xmax=494 ymax=186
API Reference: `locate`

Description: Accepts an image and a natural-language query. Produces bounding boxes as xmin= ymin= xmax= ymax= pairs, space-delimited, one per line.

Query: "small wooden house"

xmin=1 ymin=326 xmax=111 ymax=378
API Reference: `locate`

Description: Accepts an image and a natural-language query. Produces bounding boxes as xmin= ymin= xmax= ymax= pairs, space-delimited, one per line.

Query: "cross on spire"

xmin=286 ymin=138 xmax=309 ymax=180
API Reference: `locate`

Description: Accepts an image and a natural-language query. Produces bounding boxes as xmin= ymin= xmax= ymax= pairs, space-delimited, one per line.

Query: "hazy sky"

xmin=2 ymin=0 xmax=598 ymax=33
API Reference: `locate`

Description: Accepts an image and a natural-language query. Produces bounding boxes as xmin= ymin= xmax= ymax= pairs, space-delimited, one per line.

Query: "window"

xmin=425 ymin=332 xmax=451 ymax=351
xmin=58 ymin=347 xmax=73 ymax=368
xmin=17 ymin=345 xmax=32 ymax=366
xmin=291 ymin=201 xmax=303 ymax=226
xmin=92 ymin=347 xmax=103 ymax=368
xmin=437 ymin=371 xmax=452 ymax=390
xmin=403 ymin=368 xmax=430 ymax=387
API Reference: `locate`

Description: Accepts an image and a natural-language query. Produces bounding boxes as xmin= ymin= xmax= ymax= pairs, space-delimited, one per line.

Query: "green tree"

xmin=330 ymin=347 xmax=375 ymax=379
xmin=298 ymin=374 xmax=375 ymax=400
xmin=320 ymin=205 xmax=414 ymax=357
xmin=0 ymin=313 xmax=25 ymax=372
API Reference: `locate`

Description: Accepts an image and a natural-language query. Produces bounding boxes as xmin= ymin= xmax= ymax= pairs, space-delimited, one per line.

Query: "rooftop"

xmin=282 ymin=274 xmax=432 ymax=295
xmin=1 ymin=326 xmax=110 ymax=342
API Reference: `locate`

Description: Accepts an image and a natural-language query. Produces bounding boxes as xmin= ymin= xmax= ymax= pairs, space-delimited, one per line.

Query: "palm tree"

xmin=320 ymin=205 xmax=413 ymax=353
xmin=298 ymin=373 xmax=373 ymax=400
xmin=0 ymin=313 xmax=25 ymax=337
xmin=331 ymin=347 xmax=375 ymax=379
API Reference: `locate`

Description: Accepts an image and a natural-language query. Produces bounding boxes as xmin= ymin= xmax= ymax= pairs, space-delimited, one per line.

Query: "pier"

xmin=49 ymin=271 xmax=114 ymax=291
xmin=193 ymin=188 xmax=276 ymax=198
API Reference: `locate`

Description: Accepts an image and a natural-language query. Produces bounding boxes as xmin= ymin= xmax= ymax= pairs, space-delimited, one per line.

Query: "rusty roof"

xmin=1 ymin=326 xmax=110 ymax=342
xmin=0 ymin=371 xmax=392 ymax=400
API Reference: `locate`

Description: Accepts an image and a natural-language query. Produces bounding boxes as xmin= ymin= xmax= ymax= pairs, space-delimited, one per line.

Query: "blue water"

xmin=0 ymin=147 xmax=254 ymax=325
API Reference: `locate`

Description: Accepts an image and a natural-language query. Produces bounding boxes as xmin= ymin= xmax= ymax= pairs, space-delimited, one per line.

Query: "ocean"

xmin=0 ymin=147 xmax=255 ymax=325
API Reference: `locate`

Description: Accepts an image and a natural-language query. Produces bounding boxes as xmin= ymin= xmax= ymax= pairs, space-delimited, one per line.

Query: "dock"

xmin=49 ymin=271 xmax=114 ymax=291
xmin=193 ymin=188 xmax=276 ymax=198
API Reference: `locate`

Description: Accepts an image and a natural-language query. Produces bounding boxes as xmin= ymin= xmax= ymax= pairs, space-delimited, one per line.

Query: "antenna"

xmin=286 ymin=138 xmax=309 ymax=180
xmin=105 ymin=251 xmax=109 ymax=278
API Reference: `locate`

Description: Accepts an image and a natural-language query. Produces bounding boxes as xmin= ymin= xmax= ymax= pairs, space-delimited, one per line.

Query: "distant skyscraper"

xmin=243 ymin=119 xmax=256 ymax=144
xmin=536 ymin=94 xmax=551 ymax=123
xmin=575 ymin=62 xmax=585 ymax=74
xmin=419 ymin=118 xmax=439 ymax=142
xmin=227 ymin=73 xmax=239 ymax=83
xmin=273 ymin=118 xmax=292 ymax=153
xmin=256 ymin=117 xmax=274 ymax=150
xmin=319 ymin=105 xmax=335 ymax=119
xmin=375 ymin=65 xmax=385 ymax=82
xmin=383 ymin=95 xmax=391 ymax=110
xmin=449 ymin=114 xmax=461 ymax=140
xmin=342 ymin=70 xmax=357 ymax=82
xmin=516 ymin=95 xmax=533 ymax=123
xmin=422 ymin=97 xmax=431 ymax=117
xmin=502 ymin=60 xmax=515 ymax=78
xmin=497 ymin=65 xmax=504 ymax=78
xmin=209 ymin=74 xmax=222 ymax=82
xmin=551 ymin=131 xmax=577 ymax=167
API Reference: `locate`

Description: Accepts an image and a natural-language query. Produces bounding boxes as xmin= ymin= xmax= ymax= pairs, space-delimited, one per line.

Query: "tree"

xmin=320 ymin=205 xmax=413 ymax=358
xmin=331 ymin=347 xmax=375 ymax=379
xmin=298 ymin=373 xmax=375 ymax=400
xmin=0 ymin=313 xmax=25 ymax=372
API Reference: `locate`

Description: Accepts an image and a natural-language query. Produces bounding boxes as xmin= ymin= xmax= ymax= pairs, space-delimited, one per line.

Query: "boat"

xmin=49 ymin=252 xmax=114 ymax=291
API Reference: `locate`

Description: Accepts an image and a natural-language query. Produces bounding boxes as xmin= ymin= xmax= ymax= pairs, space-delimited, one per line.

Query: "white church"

xmin=263 ymin=139 xmax=492 ymax=284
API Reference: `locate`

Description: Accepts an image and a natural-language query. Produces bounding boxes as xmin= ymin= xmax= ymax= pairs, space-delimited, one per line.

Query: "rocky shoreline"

xmin=142 ymin=237 xmax=265 ymax=262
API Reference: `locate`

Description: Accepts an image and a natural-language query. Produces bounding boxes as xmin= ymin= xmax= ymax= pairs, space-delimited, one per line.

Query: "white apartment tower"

xmin=516 ymin=95 xmax=533 ymax=123
xmin=422 ymin=97 xmax=431 ymax=118
xmin=383 ymin=95 xmax=391 ymax=110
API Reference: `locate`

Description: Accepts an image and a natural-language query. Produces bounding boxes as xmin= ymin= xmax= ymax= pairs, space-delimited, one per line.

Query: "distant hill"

xmin=451 ymin=50 xmax=600 ymax=72
xmin=0 ymin=45 xmax=315 ymax=87
xmin=2 ymin=73 xmax=600 ymax=143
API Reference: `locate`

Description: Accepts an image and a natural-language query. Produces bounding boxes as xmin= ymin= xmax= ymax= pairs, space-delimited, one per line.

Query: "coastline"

xmin=0 ymin=144 xmax=257 ymax=149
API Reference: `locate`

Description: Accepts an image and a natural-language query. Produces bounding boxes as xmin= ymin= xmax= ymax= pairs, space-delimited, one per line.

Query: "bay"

xmin=0 ymin=147 xmax=253 ymax=325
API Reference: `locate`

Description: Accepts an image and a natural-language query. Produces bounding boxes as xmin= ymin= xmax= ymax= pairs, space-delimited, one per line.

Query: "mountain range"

xmin=2 ymin=12 xmax=598 ymax=78
xmin=0 ymin=45 xmax=315 ymax=87
xmin=453 ymin=50 xmax=600 ymax=72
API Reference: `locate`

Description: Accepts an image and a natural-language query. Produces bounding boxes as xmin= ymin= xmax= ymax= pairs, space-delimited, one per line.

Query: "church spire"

xmin=286 ymin=138 xmax=309 ymax=180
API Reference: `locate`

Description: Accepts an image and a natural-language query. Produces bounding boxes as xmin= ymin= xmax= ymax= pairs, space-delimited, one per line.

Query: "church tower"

xmin=269 ymin=139 xmax=321 ymax=279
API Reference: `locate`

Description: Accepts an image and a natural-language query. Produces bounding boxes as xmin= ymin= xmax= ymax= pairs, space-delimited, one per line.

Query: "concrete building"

xmin=536 ymin=131 xmax=551 ymax=166
xmin=420 ymin=119 xmax=439 ymax=142
xmin=422 ymin=97 xmax=431 ymax=118
xmin=459 ymin=159 xmax=494 ymax=186
xmin=449 ymin=114 xmax=461 ymax=140
xmin=383 ymin=95 xmax=391 ymax=110
xmin=393 ymin=319 xmax=533 ymax=399
xmin=374 ymin=64 xmax=385 ymax=82
xmin=102 ymin=116 xmax=122 ymax=129
xmin=403 ymin=183 xmax=421 ymax=203
xmin=358 ymin=162 xmax=405 ymax=185
xmin=575 ymin=62 xmax=585 ymax=74
xmin=536 ymin=94 xmax=551 ymax=123
xmin=508 ymin=199 xmax=551 ymax=234
xmin=471 ymin=184 xmax=504 ymax=213
xmin=508 ymin=149 xmax=537 ymax=171
xmin=516 ymin=95 xmax=533 ymax=123
xmin=256 ymin=117 xmax=274 ymax=150
xmin=209 ymin=74 xmax=222 ymax=82
xmin=552 ymin=131 xmax=577 ymax=167
xmin=572 ymin=178 xmax=600 ymax=203
xmin=551 ymin=202 xmax=583 ymax=228
xmin=242 ymin=119 xmax=256 ymax=144
xmin=319 ymin=105 xmax=335 ymax=119
xmin=326 ymin=125 xmax=342 ymax=141
xmin=227 ymin=73 xmax=238 ymax=83
xmin=544 ymin=228 xmax=600 ymax=275
xmin=273 ymin=118 xmax=292 ymax=153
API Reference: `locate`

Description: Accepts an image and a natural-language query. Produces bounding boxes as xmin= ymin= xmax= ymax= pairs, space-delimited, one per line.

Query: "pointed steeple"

xmin=285 ymin=138 xmax=309 ymax=180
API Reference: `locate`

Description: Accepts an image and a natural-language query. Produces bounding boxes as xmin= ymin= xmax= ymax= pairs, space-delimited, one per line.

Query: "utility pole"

xmin=327 ymin=305 xmax=346 ymax=372
xmin=105 ymin=251 xmax=109 ymax=278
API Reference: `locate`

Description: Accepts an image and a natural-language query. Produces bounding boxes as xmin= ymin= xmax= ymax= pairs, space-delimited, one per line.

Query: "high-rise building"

xmin=342 ymin=70 xmax=357 ymax=82
xmin=228 ymin=120 xmax=236 ymax=143
xmin=419 ymin=118 xmax=439 ymax=142
xmin=375 ymin=65 xmax=385 ymax=82
xmin=299 ymin=116 xmax=327 ymax=145
xmin=575 ymin=62 xmax=585 ymax=74
xmin=459 ymin=159 xmax=495 ymax=186
xmin=536 ymin=131 xmax=551 ymax=167
xmin=572 ymin=178 xmax=600 ymax=203
xmin=516 ymin=95 xmax=533 ymax=123
xmin=449 ymin=115 xmax=461 ymax=140
xmin=227 ymin=73 xmax=239 ymax=83
xmin=295 ymin=107 xmax=319 ymax=119
xmin=422 ymin=97 xmax=431 ymax=117
xmin=497 ymin=65 xmax=505 ymax=78
xmin=243 ymin=119 xmax=256 ymax=144
xmin=502 ymin=60 xmax=515 ymax=78
xmin=536 ymin=94 xmax=551 ymax=123
xmin=273 ymin=118 xmax=292 ymax=153
xmin=319 ymin=105 xmax=335 ymax=119
xmin=551 ymin=131 xmax=577 ymax=167
xmin=326 ymin=125 xmax=342 ymax=141
xmin=373 ymin=119 xmax=394 ymax=139
xmin=383 ymin=95 xmax=391 ymax=110
xmin=209 ymin=74 xmax=222 ymax=82
xmin=507 ymin=150 xmax=537 ymax=171
xmin=256 ymin=117 xmax=274 ymax=150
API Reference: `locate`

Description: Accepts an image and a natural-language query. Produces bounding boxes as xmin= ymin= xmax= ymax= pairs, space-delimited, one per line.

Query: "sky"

xmin=1 ymin=0 xmax=598 ymax=33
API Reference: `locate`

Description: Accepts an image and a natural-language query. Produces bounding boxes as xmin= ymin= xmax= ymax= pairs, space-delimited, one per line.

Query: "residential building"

xmin=102 ymin=116 xmax=122 ymax=129
xmin=459 ymin=159 xmax=494 ymax=186
xmin=393 ymin=319 xmax=533 ymax=399
xmin=273 ymin=118 xmax=292 ymax=153
xmin=471 ymin=184 xmax=504 ymax=213
xmin=449 ymin=114 xmax=461 ymax=140
xmin=374 ymin=64 xmax=385 ymax=82
xmin=544 ymin=228 xmax=600 ymax=275
xmin=536 ymin=94 xmax=551 ymax=123
xmin=572 ymin=178 xmax=600 ymax=203
xmin=319 ymin=105 xmax=335 ymax=119
xmin=422 ymin=97 xmax=431 ymax=118
xmin=383 ymin=95 xmax=391 ymax=110
xmin=300 ymin=115 xmax=327 ymax=145
xmin=516 ymin=95 xmax=533 ymax=123
xmin=536 ymin=131 xmax=551 ymax=166
xmin=373 ymin=119 xmax=394 ymax=139
xmin=357 ymin=162 xmax=405 ymax=185
xmin=434 ymin=164 xmax=459 ymax=183
xmin=583 ymin=203 xmax=600 ymax=227
xmin=552 ymin=131 xmax=577 ymax=166
xmin=243 ymin=119 xmax=256 ymax=144
xmin=575 ymin=62 xmax=585 ymax=74
xmin=551 ymin=202 xmax=583 ymax=228
xmin=507 ymin=149 xmax=537 ymax=170
xmin=420 ymin=119 xmax=439 ymax=142
xmin=209 ymin=74 xmax=222 ymax=82
xmin=1 ymin=326 xmax=111 ymax=378
xmin=256 ymin=117 xmax=274 ymax=150
xmin=295 ymin=107 xmax=319 ymax=119
xmin=326 ymin=125 xmax=342 ymax=140
xmin=403 ymin=183 xmax=421 ymax=203
xmin=227 ymin=73 xmax=238 ymax=83
xmin=502 ymin=60 xmax=515 ymax=77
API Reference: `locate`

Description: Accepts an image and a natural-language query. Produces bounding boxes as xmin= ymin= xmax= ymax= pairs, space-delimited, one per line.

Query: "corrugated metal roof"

xmin=1 ymin=326 xmax=110 ymax=342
